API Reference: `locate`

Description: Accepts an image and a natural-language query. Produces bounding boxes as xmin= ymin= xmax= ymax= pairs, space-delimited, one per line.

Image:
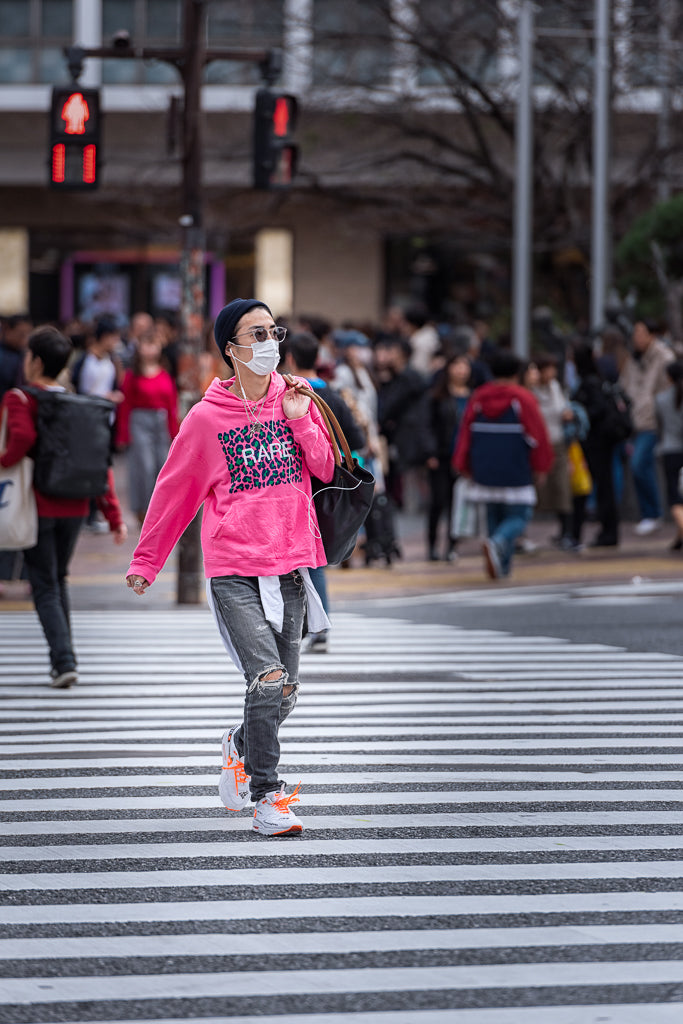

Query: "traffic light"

xmin=253 ymin=88 xmax=298 ymax=190
xmin=49 ymin=86 xmax=101 ymax=190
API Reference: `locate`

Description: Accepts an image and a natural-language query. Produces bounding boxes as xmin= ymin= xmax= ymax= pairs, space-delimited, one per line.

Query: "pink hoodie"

xmin=127 ymin=373 xmax=335 ymax=584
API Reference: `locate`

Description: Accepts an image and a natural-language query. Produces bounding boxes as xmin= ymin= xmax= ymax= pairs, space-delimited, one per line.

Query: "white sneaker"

xmin=482 ymin=539 xmax=503 ymax=579
xmin=252 ymin=783 xmax=303 ymax=836
xmin=302 ymin=631 xmax=328 ymax=654
xmin=219 ymin=726 xmax=251 ymax=811
xmin=51 ymin=670 xmax=77 ymax=689
xmin=634 ymin=518 xmax=663 ymax=536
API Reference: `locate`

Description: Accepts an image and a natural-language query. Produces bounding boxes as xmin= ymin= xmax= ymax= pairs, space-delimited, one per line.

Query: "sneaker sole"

xmin=252 ymin=822 xmax=303 ymax=836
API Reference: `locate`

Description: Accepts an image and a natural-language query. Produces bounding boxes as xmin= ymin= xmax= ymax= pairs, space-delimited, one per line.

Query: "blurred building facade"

xmin=0 ymin=0 xmax=677 ymax=329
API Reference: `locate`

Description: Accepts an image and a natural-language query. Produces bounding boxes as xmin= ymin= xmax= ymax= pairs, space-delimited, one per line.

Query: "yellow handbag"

xmin=567 ymin=440 xmax=592 ymax=497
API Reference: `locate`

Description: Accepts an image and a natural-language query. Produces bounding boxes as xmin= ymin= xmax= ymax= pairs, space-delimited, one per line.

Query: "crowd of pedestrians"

xmin=2 ymin=302 xmax=683 ymax=602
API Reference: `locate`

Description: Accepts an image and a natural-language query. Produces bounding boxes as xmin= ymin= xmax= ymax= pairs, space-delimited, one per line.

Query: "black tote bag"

xmin=283 ymin=375 xmax=375 ymax=564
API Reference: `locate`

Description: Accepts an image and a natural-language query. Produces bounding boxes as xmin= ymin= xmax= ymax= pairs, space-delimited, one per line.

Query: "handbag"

xmin=0 ymin=396 xmax=38 ymax=550
xmin=283 ymin=375 xmax=375 ymax=564
xmin=451 ymin=476 xmax=481 ymax=539
xmin=567 ymin=439 xmax=592 ymax=497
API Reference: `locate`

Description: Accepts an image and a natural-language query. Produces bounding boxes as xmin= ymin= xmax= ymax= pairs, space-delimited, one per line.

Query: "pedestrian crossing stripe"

xmin=0 ymin=606 xmax=682 ymax=1022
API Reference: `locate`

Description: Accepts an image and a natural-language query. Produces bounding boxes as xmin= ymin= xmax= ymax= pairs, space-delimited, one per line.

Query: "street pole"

xmin=512 ymin=0 xmax=533 ymax=359
xmin=176 ymin=0 xmax=207 ymax=605
xmin=590 ymin=0 xmax=611 ymax=331
xmin=657 ymin=0 xmax=674 ymax=202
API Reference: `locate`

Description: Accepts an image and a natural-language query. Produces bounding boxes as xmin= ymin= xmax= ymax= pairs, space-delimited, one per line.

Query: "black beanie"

xmin=213 ymin=298 xmax=272 ymax=365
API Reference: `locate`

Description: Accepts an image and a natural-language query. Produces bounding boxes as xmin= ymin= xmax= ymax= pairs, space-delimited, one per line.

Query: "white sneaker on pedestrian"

xmin=301 ymin=631 xmax=328 ymax=654
xmin=252 ymin=783 xmax=303 ymax=836
xmin=634 ymin=518 xmax=663 ymax=536
xmin=516 ymin=536 xmax=540 ymax=554
xmin=51 ymin=670 xmax=77 ymax=689
xmin=482 ymin=539 xmax=503 ymax=579
xmin=219 ymin=726 xmax=251 ymax=811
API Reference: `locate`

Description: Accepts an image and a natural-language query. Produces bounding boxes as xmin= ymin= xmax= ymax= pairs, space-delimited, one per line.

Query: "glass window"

xmin=207 ymin=0 xmax=283 ymax=45
xmin=0 ymin=0 xmax=72 ymax=84
xmin=533 ymin=0 xmax=594 ymax=90
xmin=417 ymin=0 xmax=499 ymax=88
xmin=628 ymin=3 xmax=680 ymax=89
xmin=39 ymin=46 xmax=72 ymax=84
xmin=205 ymin=0 xmax=284 ymax=85
xmin=312 ymin=0 xmax=392 ymax=87
xmin=0 ymin=1 xmax=30 ymax=35
xmin=146 ymin=0 xmax=181 ymax=42
xmin=103 ymin=0 xmax=136 ymax=37
xmin=42 ymin=0 xmax=73 ymax=36
xmin=0 ymin=48 xmax=32 ymax=84
xmin=143 ymin=60 xmax=179 ymax=84
xmin=104 ymin=0 xmax=181 ymax=83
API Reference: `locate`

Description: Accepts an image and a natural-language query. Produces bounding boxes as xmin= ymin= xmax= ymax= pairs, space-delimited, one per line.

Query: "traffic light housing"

xmin=253 ymin=88 xmax=298 ymax=190
xmin=49 ymin=86 xmax=101 ymax=190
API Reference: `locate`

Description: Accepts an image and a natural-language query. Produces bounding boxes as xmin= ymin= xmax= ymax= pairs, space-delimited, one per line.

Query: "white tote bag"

xmin=451 ymin=476 xmax=482 ymax=539
xmin=0 ymin=401 xmax=38 ymax=551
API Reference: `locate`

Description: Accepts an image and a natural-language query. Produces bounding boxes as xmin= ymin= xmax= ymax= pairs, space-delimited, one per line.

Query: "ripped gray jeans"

xmin=210 ymin=572 xmax=305 ymax=802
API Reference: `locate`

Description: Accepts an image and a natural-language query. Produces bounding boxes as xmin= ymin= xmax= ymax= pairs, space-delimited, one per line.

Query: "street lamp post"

xmin=512 ymin=1 xmax=534 ymax=359
xmin=175 ymin=0 xmax=207 ymax=605
xmin=591 ymin=0 xmax=611 ymax=332
xmin=514 ymin=1 xmax=613 ymax=342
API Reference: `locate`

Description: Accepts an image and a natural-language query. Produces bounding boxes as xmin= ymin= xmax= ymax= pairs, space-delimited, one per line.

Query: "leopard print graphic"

xmin=218 ymin=419 xmax=303 ymax=493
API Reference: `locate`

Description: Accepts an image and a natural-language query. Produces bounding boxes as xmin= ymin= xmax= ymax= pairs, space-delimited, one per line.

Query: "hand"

xmin=113 ymin=523 xmax=128 ymax=545
xmin=126 ymin=574 xmax=149 ymax=595
xmin=426 ymin=456 xmax=439 ymax=471
xmin=282 ymin=387 xmax=311 ymax=420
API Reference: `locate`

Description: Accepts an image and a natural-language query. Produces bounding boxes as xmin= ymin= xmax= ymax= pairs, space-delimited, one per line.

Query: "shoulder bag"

xmin=283 ymin=375 xmax=375 ymax=564
xmin=0 ymin=391 xmax=38 ymax=550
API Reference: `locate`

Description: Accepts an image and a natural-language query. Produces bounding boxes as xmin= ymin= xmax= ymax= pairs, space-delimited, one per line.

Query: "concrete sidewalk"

xmin=1 ymin=456 xmax=683 ymax=611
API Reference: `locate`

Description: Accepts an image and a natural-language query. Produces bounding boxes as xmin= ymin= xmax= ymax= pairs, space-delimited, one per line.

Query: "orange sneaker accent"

xmin=226 ymin=760 xmax=249 ymax=786
xmin=272 ymin=781 xmax=301 ymax=812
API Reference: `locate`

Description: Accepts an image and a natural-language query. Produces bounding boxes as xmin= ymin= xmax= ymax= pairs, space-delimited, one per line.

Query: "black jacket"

xmin=306 ymin=379 xmax=366 ymax=453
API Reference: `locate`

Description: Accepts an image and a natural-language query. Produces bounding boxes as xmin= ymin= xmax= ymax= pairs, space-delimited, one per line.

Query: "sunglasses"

xmin=232 ymin=326 xmax=288 ymax=345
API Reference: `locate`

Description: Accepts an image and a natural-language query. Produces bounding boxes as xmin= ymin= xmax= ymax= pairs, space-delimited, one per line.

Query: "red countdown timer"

xmin=49 ymin=87 xmax=100 ymax=190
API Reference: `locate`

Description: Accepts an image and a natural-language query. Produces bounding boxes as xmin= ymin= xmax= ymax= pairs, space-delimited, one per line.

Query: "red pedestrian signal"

xmin=48 ymin=87 xmax=101 ymax=190
xmin=60 ymin=91 xmax=90 ymax=135
xmin=253 ymin=89 xmax=298 ymax=190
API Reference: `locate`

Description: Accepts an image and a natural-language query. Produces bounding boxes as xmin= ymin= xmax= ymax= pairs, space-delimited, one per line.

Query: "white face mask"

xmin=233 ymin=338 xmax=280 ymax=376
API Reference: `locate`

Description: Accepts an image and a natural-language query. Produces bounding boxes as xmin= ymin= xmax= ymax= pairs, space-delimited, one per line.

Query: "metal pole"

xmin=590 ymin=0 xmax=611 ymax=331
xmin=657 ymin=0 xmax=673 ymax=201
xmin=512 ymin=1 xmax=533 ymax=359
xmin=176 ymin=0 xmax=207 ymax=605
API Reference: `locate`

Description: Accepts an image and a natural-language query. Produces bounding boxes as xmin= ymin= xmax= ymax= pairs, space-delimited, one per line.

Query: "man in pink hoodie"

xmin=126 ymin=298 xmax=335 ymax=836
xmin=454 ymin=350 xmax=553 ymax=580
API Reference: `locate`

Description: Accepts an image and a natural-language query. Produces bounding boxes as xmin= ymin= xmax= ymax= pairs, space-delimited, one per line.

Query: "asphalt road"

xmin=1 ymin=587 xmax=683 ymax=1021
xmin=340 ymin=580 xmax=683 ymax=656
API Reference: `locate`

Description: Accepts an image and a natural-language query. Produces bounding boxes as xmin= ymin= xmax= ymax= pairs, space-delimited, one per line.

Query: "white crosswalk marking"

xmin=0 ymin=608 xmax=682 ymax=1023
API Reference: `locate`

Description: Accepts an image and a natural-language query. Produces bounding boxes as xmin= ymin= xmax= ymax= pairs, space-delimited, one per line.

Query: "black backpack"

xmin=25 ymin=387 xmax=115 ymax=499
xmin=600 ymin=381 xmax=633 ymax=443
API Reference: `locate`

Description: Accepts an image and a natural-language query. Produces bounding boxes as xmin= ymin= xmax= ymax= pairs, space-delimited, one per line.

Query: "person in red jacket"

xmin=454 ymin=350 xmax=553 ymax=579
xmin=116 ymin=328 xmax=179 ymax=528
xmin=0 ymin=326 xmax=127 ymax=688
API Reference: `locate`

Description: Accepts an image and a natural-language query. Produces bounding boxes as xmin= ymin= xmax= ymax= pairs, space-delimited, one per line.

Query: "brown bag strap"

xmin=282 ymin=373 xmax=354 ymax=470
